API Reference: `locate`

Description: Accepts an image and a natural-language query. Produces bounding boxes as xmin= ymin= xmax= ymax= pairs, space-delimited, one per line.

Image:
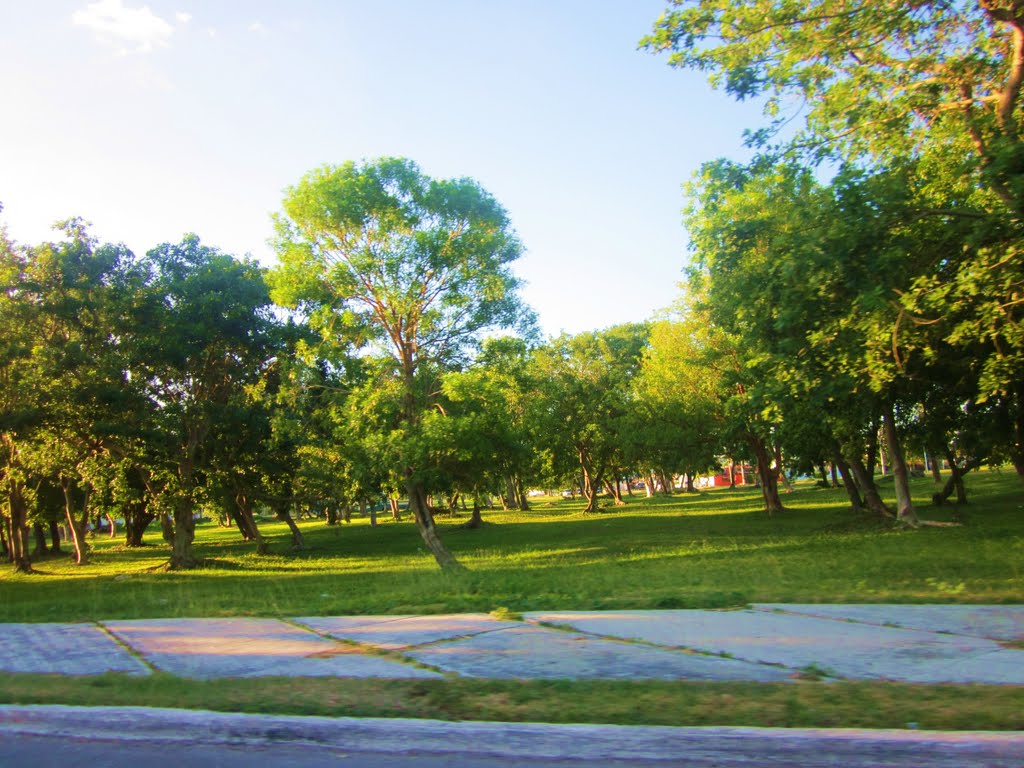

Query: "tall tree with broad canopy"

xmin=270 ymin=157 xmax=529 ymax=571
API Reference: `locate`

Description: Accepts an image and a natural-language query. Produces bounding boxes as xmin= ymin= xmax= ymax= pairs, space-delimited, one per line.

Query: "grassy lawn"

xmin=1 ymin=674 xmax=1023 ymax=731
xmin=1 ymin=472 xmax=1021 ymax=730
xmin=2 ymin=471 xmax=1021 ymax=622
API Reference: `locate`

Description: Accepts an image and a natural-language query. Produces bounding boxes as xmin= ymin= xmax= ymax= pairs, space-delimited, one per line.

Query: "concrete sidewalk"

xmin=2 ymin=604 xmax=1023 ymax=683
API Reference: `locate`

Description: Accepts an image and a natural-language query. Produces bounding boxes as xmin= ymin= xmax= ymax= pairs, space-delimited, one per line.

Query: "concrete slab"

xmin=754 ymin=604 xmax=1024 ymax=642
xmin=524 ymin=610 xmax=1023 ymax=684
xmin=294 ymin=613 xmax=523 ymax=650
xmin=0 ymin=623 xmax=150 ymax=676
xmin=406 ymin=625 xmax=792 ymax=681
xmin=102 ymin=618 xmax=439 ymax=679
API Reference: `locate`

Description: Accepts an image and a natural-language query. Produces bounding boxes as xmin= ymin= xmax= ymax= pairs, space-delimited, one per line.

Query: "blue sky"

xmin=0 ymin=1 xmax=760 ymax=336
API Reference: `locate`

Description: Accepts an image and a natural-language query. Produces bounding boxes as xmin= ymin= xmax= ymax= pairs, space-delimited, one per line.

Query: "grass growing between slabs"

xmin=1 ymin=471 xmax=1022 ymax=623
xmin=1 ymin=673 xmax=1023 ymax=731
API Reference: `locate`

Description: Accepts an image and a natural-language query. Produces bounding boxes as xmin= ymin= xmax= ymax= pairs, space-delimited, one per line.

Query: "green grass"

xmin=2 ymin=472 xmax=1022 ymax=731
xmin=1 ymin=471 xmax=1022 ymax=623
xmin=1 ymin=674 xmax=1022 ymax=731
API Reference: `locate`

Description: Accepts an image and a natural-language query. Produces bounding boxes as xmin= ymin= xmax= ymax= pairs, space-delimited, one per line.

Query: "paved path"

xmin=2 ymin=604 xmax=1022 ymax=683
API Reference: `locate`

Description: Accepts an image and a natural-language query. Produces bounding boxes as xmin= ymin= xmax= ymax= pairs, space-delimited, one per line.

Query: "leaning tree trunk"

xmin=407 ymin=478 xmax=463 ymax=570
xmin=276 ymin=505 xmax=305 ymax=550
xmin=749 ymin=435 xmax=784 ymax=514
xmin=61 ymin=478 xmax=89 ymax=566
xmin=606 ymin=470 xmax=626 ymax=505
xmin=933 ymin=448 xmax=980 ymax=506
xmin=831 ymin=446 xmax=864 ymax=514
xmin=580 ymin=460 xmax=603 ymax=514
xmin=659 ymin=470 xmax=673 ymax=496
xmin=844 ymin=447 xmax=893 ymax=518
xmin=882 ymin=407 xmax=918 ymax=527
xmin=235 ymin=494 xmax=266 ymax=554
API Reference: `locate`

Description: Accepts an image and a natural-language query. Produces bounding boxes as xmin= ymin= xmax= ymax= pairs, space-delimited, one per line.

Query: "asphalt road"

xmin=0 ymin=732 xmax=661 ymax=768
xmin=2 ymin=708 xmax=1023 ymax=768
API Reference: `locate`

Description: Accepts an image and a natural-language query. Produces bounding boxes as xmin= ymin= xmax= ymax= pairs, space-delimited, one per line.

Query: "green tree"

xmin=645 ymin=1 xmax=1024 ymax=481
xmin=270 ymin=157 xmax=530 ymax=570
xmin=133 ymin=235 xmax=276 ymax=569
xmin=530 ymin=324 xmax=649 ymax=513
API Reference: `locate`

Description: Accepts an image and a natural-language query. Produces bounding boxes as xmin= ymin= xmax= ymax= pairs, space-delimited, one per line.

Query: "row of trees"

xmin=637 ymin=0 xmax=1024 ymax=520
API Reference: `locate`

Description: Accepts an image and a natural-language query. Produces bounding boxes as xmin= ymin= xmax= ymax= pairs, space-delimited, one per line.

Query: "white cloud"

xmin=175 ymin=11 xmax=191 ymax=24
xmin=72 ymin=0 xmax=174 ymax=54
xmin=247 ymin=21 xmax=267 ymax=34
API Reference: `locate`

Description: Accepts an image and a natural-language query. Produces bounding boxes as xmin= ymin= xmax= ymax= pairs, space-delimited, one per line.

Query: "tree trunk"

xmin=607 ymin=471 xmax=626 ymax=505
xmin=818 ymin=463 xmax=830 ymax=487
xmin=684 ymin=472 xmax=696 ymax=493
xmin=160 ymin=512 xmax=174 ymax=545
xmin=774 ymin=445 xmax=794 ymax=492
xmin=361 ymin=498 xmax=377 ymax=527
xmin=407 ymin=478 xmax=464 ymax=570
xmin=389 ymin=497 xmax=401 ymax=521
xmin=877 ymin=424 xmax=888 ymax=476
xmin=32 ymin=522 xmax=48 ymax=557
xmin=933 ymin=448 xmax=980 ymax=506
xmin=882 ymin=406 xmax=918 ymax=527
xmin=929 ymin=454 xmax=943 ymax=483
xmin=829 ymin=462 xmax=840 ymax=488
xmin=48 ymin=519 xmax=62 ymax=553
xmin=277 ymin=506 xmax=305 ymax=549
xmin=659 ymin=470 xmax=673 ymax=496
xmin=1011 ymin=409 xmax=1024 ymax=482
xmin=503 ymin=475 xmax=517 ymax=511
xmin=169 ymin=494 xmax=198 ymax=569
xmin=124 ymin=504 xmax=154 ymax=547
xmin=749 ymin=434 xmax=784 ymax=514
xmin=7 ymin=483 xmax=32 ymax=573
xmin=236 ymin=495 xmax=266 ymax=554
xmin=831 ymin=446 xmax=864 ymax=514
xmin=581 ymin=463 xmax=599 ymax=513
xmin=866 ymin=421 xmax=879 ymax=477
xmin=729 ymin=459 xmax=737 ymax=489
xmin=515 ymin=476 xmax=530 ymax=511
xmin=844 ymin=446 xmax=893 ymax=518
xmin=61 ymin=479 xmax=89 ymax=566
